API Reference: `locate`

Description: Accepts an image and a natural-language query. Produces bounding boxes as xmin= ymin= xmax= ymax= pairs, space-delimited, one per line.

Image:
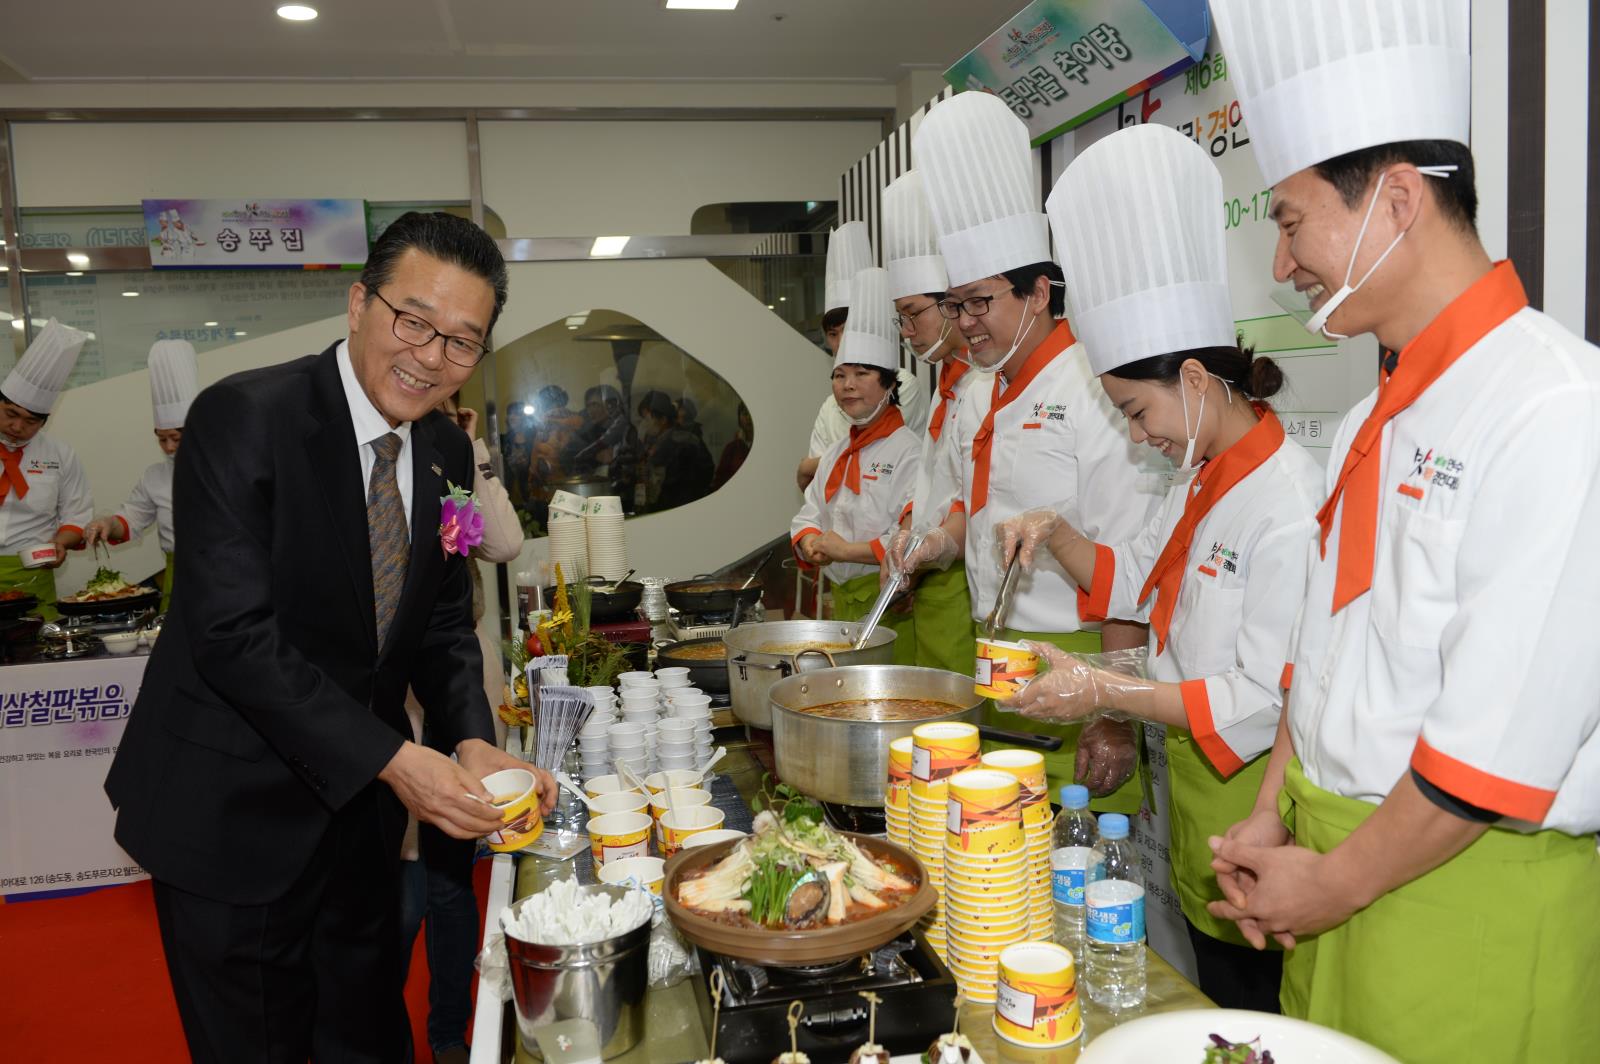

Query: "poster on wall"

xmin=0 ymin=656 xmax=148 ymax=897
xmin=141 ymin=198 xmax=369 ymax=269
xmin=944 ymin=0 xmax=1209 ymax=146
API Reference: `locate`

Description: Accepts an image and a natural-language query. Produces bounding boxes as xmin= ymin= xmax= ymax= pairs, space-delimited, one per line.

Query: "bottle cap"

xmin=1059 ymin=784 xmax=1090 ymax=809
xmin=1097 ymin=813 xmax=1129 ymax=840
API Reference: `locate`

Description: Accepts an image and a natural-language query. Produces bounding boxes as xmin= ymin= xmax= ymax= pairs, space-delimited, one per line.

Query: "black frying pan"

xmin=543 ymin=579 xmax=644 ymax=625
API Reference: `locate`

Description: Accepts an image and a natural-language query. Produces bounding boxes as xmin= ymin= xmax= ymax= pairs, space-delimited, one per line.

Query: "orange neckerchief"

xmin=927 ymin=356 xmax=970 ymax=444
xmin=1138 ymin=404 xmax=1284 ymax=653
xmin=1318 ymin=261 xmax=1528 ymax=613
xmin=0 ymin=446 xmax=30 ymax=504
xmin=824 ymin=406 xmax=906 ymax=502
xmin=970 ymin=319 xmax=1076 ymax=516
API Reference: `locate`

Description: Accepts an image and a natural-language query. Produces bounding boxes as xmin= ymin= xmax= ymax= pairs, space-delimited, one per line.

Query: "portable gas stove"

xmin=694 ymin=933 xmax=956 ymax=1064
xmin=667 ymin=600 xmax=765 ymax=644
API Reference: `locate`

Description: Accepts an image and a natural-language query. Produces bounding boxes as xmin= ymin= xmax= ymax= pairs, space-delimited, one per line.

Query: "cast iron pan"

xmin=663 ymin=577 xmax=763 ymax=617
xmin=543 ymin=579 xmax=644 ymax=625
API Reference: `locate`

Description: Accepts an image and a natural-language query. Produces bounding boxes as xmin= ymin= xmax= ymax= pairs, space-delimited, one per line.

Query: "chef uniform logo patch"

xmin=1028 ymin=400 xmax=1068 ymax=422
xmin=864 ymin=459 xmax=895 ymax=481
xmin=1401 ymin=447 xmax=1465 ymax=500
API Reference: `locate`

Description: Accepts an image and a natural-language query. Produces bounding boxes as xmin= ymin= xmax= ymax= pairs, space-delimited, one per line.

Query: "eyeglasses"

xmin=937 ymin=290 xmax=1011 ymax=320
xmin=894 ymin=301 xmax=942 ymax=332
xmin=368 ymin=288 xmax=489 ymax=367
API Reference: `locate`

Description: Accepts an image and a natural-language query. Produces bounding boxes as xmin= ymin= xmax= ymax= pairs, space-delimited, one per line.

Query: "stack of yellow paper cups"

xmin=981 ymin=749 xmax=1054 ymax=938
xmin=942 ymin=768 xmax=1030 ymax=1002
xmin=884 ymin=736 xmax=913 ymax=848
xmin=993 ymin=942 xmax=1083 ymax=1048
xmin=909 ymin=721 xmax=981 ymax=958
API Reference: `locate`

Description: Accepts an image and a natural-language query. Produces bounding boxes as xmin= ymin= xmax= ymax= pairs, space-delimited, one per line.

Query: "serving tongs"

xmin=852 ymin=531 xmax=923 ymax=650
xmin=981 ymin=551 xmax=1023 ymax=640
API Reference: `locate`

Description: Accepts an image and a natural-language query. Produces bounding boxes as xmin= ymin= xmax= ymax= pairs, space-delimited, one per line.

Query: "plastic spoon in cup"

xmin=554 ymin=772 xmax=603 ymax=811
xmin=690 ymin=746 xmax=727 ymax=785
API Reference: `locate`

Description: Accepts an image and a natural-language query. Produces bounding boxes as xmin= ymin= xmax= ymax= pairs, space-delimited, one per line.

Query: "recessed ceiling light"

xmin=277 ymin=4 xmax=318 ymax=21
xmin=589 ymin=236 xmax=630 ymax=257
xmin=522 ymin=404 xmax=535 ymax=416
xmin=121 ymin=290 xmax=139 ymax=297
xmin=65 ymin=271 xmax=83 ymax=277
xmin=66 ymin=252 xmax=89 ymax=267
xmin=235 ymin=331 xmax=248 ymax=337
xmin=665 ymin=0 xmax=739 ymax=8
xmin=766 ymin=304 xmax=775 ymax=309
xmin=779 ymin=296 xmax=787 ymax=301
xmin=204 ymin=321 xmax=219 ymax=327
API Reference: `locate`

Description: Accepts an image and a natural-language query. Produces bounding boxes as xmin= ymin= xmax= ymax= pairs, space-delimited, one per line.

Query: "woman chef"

xmin=84 ymin=339 xmax=198 ymax=613
xmin=0 ymin=319 xmax=94 ymax=618
xmin=791 ymin=266 xmax=920 ymax=663
xmin=993 ymin=124 xmax=1321 ymax=1011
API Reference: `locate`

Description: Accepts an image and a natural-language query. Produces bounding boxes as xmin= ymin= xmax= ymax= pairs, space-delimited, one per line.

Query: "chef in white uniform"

xmin=0 ymin=318 xmax=94 ymax=618
xmin=902 ymin=90 xmax=1166 ymax=802
xmin=84 ymin=339 xmax=198 ymax=614
xmin=792 ymin=267 xmax=921 ymax=662
xmin=796 ymin=220 xmax=926 ymax=490
xmin=1201 ymin=3 xmax=1600 ymax=1061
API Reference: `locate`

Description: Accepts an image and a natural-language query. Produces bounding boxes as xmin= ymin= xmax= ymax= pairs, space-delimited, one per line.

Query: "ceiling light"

xmin=565 ymin=312 xmax=589 ymax=326
xmin=65 ymin=271 xmax=83 ymax=277
xmin=779 ymin=296 xmax=787 ymax=301
xmin=235 ymin=331 xmax=248 ymax=337
xmin=121 ymin=290 xmax=139 ymax=297
xmin=277 ymin=4 xmax=318 ymax=21
xmin=522 ymin=404 xmax=535 ymax=416
xmin=589 ymin=236 xmax=630 ymax=258
xmin=665 ymin=0 xmax=739 ymax=8
xmin=66 ymin=253 xmax=89 ymax=267
xmin=204 ymin=321 xmax=219 ymax=327
xmin=766 ymin=304 xmax=775 ymax=309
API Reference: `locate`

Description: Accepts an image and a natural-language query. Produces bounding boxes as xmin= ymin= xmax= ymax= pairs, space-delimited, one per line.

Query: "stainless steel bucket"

xmin=722 ymin=619 xmax=896 ymax=728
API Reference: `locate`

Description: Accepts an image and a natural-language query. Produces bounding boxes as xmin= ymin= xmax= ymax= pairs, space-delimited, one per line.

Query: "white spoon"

xmin=554 ymin=771 xmax=602 ymax=811
xmin=691 ymin=746 xmax=727 ymax=784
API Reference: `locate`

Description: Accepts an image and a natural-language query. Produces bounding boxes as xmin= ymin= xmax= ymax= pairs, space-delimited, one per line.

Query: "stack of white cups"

xmin=547 ymin=490 xmax=588 ymax=577
xmin=663 ymin=681 xmax=714 ymax=771
xmin=584 ymin=496 xmax=629 ymax=581
xmin=616 ymin=672 xmax=662 ymax=777
xmin=576 ymin=688 xmax=617 ymax=779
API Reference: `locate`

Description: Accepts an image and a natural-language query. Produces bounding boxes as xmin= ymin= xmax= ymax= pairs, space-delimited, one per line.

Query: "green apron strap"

xmin=0 ymin=555 xmax=59 ymax=621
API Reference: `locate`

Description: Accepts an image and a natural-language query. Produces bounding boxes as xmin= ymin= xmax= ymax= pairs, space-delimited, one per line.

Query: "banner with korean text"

xmin=141 ymin=197 xmax=369 ymax=269
xmin=0 ymin=655 xmax=149 ymax=897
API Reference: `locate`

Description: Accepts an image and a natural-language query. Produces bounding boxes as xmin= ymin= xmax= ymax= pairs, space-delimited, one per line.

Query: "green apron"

xmin=1166 ymin=730 xmax=1270 ymax=946
xmin=832 ymin=571 xmax=917 ymax=666
xmin=1279 ymin=757 xmax=1600 ymax=1063
xmin=910 ymin=562 xmax=974 ymax=674
xmin=985 ymin=626 xmax=1142 ymax=813
xmin=0 ymin=555 xmax=58 ymax=621
xmin=160 ymin=550 xmax=175 ymax=615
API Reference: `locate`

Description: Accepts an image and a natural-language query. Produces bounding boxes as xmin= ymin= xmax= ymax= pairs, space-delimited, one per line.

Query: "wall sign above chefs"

xmin=140 ymin=198 xmax=369 ymax=270
xmin=944 ymin=0 xmax=1209 ymax=146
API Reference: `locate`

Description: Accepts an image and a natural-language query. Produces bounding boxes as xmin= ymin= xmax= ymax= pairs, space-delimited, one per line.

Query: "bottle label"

xmin=1050 ymin=845 xmax=1094 ymax=907
xmin=1085 ymin=880 xmax=1145 ymax=944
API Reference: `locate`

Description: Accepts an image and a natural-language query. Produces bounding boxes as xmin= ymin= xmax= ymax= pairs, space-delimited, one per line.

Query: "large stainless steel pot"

xmin=721 ymin=620 xmax=895 ymax=729
xmin=769 ymin=665 xmax=1062 ymax=807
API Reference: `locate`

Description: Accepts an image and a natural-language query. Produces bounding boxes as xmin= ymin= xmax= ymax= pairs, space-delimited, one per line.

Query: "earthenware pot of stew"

xmin=723 ymin=620 xmax=896 ymax=730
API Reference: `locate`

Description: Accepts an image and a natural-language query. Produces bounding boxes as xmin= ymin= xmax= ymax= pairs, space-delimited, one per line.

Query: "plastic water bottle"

xmin=1084 ymin=812 xmax=1147 ymax=1008
xmin=1050 ymin=784 xmax=1097 ymax=958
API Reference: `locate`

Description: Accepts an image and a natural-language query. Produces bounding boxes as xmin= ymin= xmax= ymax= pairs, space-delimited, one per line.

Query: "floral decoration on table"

xmin=497 ymin=563 xmax=630 ymax=730
xmin=438 ymin=481 xmax=485 ymax=558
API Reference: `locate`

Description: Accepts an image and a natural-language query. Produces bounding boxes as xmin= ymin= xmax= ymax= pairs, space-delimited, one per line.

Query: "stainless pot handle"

xmin=732 ymin=654 xmax=790 ymax=680
xmin=792 ymin=648 xmax=839 ymax=672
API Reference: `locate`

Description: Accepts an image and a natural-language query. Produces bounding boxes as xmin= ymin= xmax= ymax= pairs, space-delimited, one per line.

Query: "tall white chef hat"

xmin=1048 ymin=124 xmax=1234 ymax=376
xmin=1212 ymin=0 xmax=1470 ymax=188
xmin=824 ymin=221 xmax=874 ymax=313
xmin=833 ymin=267 xmax=899 ymax=372
xmin=148 ymin=338 xmax=199 ymax=430
xmin=881 ymin=171 xmax=948 ymax=301
xmin=914 ymin=91 xmax=1051 ymax=287
xmin=2 ymin=318 xmax=89 ymax=415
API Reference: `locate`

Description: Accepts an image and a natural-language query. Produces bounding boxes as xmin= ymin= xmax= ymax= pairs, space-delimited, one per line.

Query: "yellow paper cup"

xmin=587 ymin=811 xmax=653 ymax=865
xmin=911 ymin=721 xmax=981 ymax=787
xmin=584 ymin=774 xmax=641 ymax=799
xmin=994 ymin=942 xmax=1083 ymax=1048
xmin=659 ymin=805 xmax=726 ymax=856
xmin=980 ymin=749 xmax=1049 ymax=813
xmin=588 ymin=791 xmax=650 ymax=817
xmin=482 ymin=769 xmax=544 ymax=853
xmin=974 ymin=638 xmax=1039 ymax=700
xmin=888 ymin=736 xmax=914 ymax=781
xmin=597 ymin=855 xmax=666 ymax=895
xmin=649 ymin=787 xmax=711 ymax=822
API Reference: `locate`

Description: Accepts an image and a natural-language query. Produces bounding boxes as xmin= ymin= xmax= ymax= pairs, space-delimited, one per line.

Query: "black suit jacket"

xmin=106 ymin=343 xmax=495 ymax=905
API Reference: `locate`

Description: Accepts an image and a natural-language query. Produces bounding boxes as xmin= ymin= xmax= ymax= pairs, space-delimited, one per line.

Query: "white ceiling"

xmin=0 ymin=0 xmax=1005 ymax=83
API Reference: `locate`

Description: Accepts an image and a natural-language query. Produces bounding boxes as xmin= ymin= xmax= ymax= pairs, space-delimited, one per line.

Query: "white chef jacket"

xmin=113 ymin=458 xmax=176 ymax=554
xmin=957 ymin=333 xmax=1166 ymax=633
xmin=807 ymin=367 xmax=929 ymax=459
xmin=907 ymin=366 xmax=990 ymax=530
xmin=1083 ymin=431 xmax=1321 ymax=774
xmin=1289 ymin=305 xmax=1600 ymax=834
xmin=0 ymin=433 xmax=94 ymax=553
xmin=792 ymin=420 xmax=922 ymax=586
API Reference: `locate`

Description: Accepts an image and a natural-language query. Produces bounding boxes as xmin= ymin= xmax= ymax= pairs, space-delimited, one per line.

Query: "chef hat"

xmin=833 ymin=268 xmax=899 ymax=372
xmin=1048 ymin=124 xmax=1234 ymax=376
xmin=2 ymin=318 xmax=88 ymax=415
xmin=881 ymin=171 xmax=948 ymax=301
xmin=148 ymin=338 xmax=199 ymax=430
xmin=914 ymin=91 xmax=1051 ymax=287
xmin=824 ymin=221 xmax=874 ymax=313
xmin=1212 ymin=0 xmax=1470 ymax=188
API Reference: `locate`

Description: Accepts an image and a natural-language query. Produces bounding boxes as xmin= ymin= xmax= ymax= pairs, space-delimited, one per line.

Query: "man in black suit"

xmin=106 ymin=212 xmax=553 ymax=1064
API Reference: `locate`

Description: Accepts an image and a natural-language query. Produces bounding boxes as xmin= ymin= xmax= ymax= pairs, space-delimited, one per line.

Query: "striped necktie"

xmin=367 ymin=432 xmax=409 ymax=650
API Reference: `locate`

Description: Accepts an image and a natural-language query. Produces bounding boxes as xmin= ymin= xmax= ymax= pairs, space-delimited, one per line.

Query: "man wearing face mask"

xmin=901 ymin=91 xmax=1166 ymax=803
xmin=1200 ymin=4 xmax=1600 ymax=1060
xmin=878 ymin=170 xmax=986 ymax=674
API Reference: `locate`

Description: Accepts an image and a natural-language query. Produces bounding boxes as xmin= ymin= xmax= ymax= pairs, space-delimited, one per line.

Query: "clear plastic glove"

xmin=894 ymin=526 xmax=960 ymax=573
xmin=994 ymin=507 xmax=1067 ymax=571
xmin=1075 ymin=716 xmax=1139 ymax=797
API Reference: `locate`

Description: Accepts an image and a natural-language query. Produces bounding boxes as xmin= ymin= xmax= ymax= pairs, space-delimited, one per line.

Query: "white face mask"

xmin=904 ymin=318 xmax=966 ymax=367
xmin=843 ymin=389 xmax=892 ymax=428
xmin=972 ymin=304 xmax=1036 ymax=376
xmin=0 ymin=433 xmax=24 ymax=449
xmin=1178 ymin=377 xmax=1207 ymax=469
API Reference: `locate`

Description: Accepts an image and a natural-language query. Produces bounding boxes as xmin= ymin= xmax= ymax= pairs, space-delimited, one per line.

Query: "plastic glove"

xmin=895 ymin=526 xmax=960 ymax=573
xmin=1075 ymin=716 xmax=1138 ymax=797
xmin=1003 ymin=642 xmax=1154 ymax=722
xmin=994 ymin=507 xmax=1067 ymax=571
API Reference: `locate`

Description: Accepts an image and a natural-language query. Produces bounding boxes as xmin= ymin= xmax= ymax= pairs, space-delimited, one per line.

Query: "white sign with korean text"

xmin=0 ymin=655 xmax=148 ymax=896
